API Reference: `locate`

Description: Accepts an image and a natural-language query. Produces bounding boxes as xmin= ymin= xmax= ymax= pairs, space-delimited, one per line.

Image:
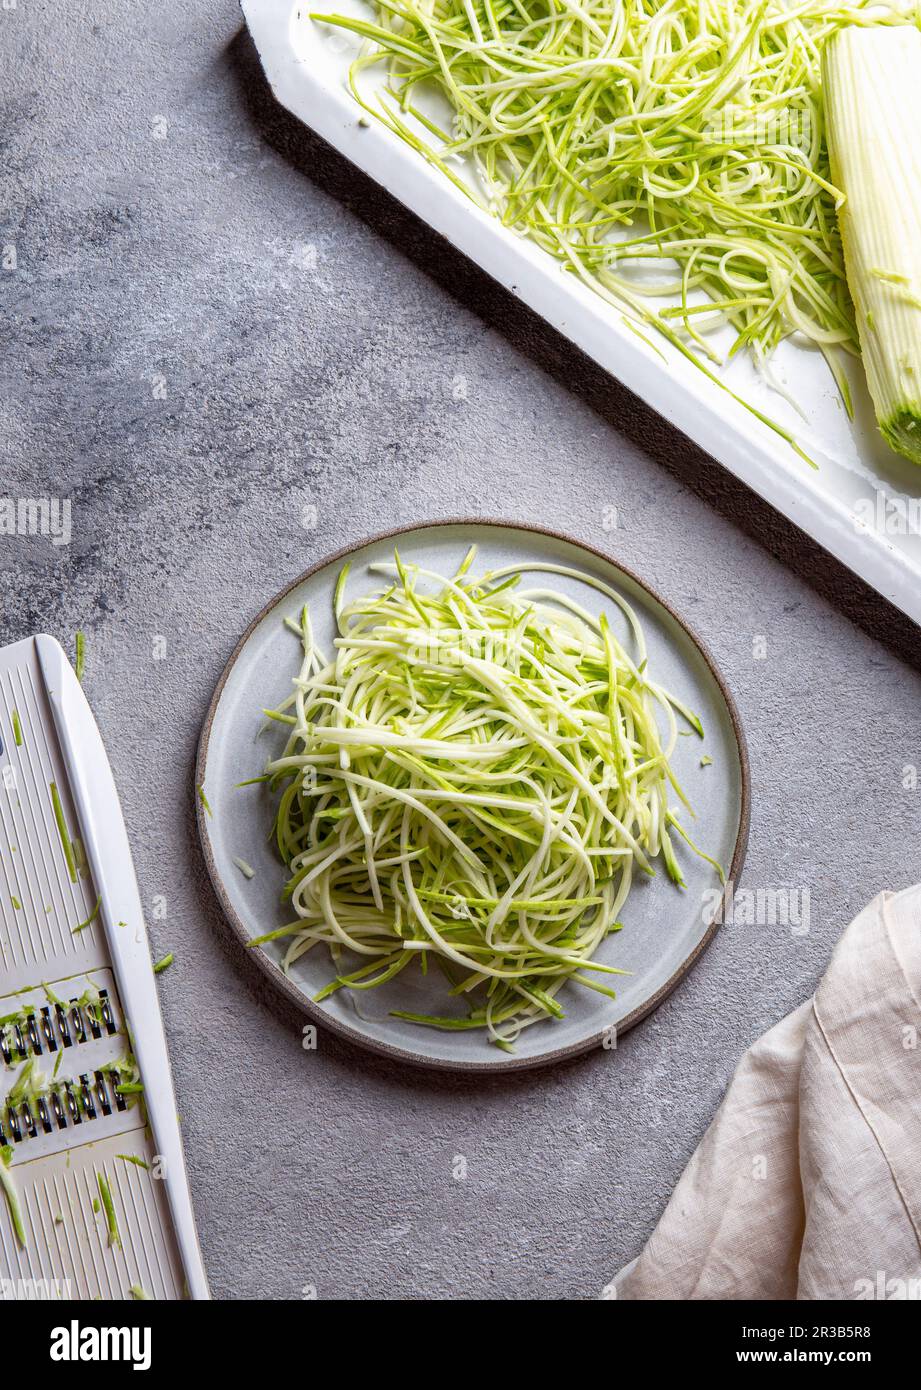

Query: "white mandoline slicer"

xmin=0 ymin=635 xmax=209 ymax=1300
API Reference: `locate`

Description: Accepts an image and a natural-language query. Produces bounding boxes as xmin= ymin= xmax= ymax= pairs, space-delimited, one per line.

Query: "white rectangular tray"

xmin=243 ymin=0 xmax=921 ymax=626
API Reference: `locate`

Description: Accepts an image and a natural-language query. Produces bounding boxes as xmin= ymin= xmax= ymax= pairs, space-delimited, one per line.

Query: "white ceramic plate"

xmin=241 ymin=0 xmax=921 ymax=627
xmin=196 ymin=521 xmax=749 ymax=1071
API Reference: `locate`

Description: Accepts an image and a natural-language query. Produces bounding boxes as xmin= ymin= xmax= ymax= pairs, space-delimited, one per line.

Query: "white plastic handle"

xmin=36 ymin=635 xmax=210 ymax=1301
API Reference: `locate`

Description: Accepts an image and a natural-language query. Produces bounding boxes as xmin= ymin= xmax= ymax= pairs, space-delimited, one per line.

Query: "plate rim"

xmin=195 ymin=518 xmax=751 ymax=1072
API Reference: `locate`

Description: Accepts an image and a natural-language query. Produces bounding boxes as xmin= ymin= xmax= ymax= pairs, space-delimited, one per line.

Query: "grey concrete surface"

xmin=3 ymin=0 xmax=921 ymax=1301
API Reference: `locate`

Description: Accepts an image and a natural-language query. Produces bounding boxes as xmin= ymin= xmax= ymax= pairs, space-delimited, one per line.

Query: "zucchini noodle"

xmin=311 ymin=0 xmax=918 ymax=448
xmin=256 ymin=548 xmax=720 ymax=1048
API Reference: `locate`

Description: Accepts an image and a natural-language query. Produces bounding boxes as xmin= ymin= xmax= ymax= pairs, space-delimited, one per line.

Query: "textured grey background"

xmin=3 ymin=0 xmax=921 ymax=1301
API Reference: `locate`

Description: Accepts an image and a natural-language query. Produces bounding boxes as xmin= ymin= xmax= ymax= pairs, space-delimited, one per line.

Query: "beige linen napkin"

xmin=603 ymin=883 xmax=921 ymax=1300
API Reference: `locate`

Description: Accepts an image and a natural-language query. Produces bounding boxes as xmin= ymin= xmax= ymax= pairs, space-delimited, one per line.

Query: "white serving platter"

xmin=242 ymin=0 xmax=921 ymax=627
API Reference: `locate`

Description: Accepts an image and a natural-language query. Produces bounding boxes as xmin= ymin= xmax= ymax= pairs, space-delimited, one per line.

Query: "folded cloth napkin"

xmin=603 ymin=884 xmax=921 ymax=1300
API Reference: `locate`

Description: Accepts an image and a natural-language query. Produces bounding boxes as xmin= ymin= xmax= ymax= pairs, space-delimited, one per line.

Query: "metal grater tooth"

xmin=100 ymin=992 xmax=116 ymax=1034
xmin=12 ymin=1023 xmax=27 ymax=1059
xmin=88 ymin=1005 xmax=102 ymax=1040
xmin=26 ymin=1013 xmax=42 ymax=1054
xmin=7 ymin=1106 xmax=22 ymax=1142
xmin=63 ymin=1083 xmax=81 ymax=1126
xmin=21 ymin=1102 xmax=37 ymax=1139
xmin=79 ymin=1075 xmax=96 ymax=1119
xmin=51 ymin=1090 xmax=67 ymax=1129
xmin=95 ymin=1070 xmax=111 ymax=1116
xmin=56 ymin=1003 xmax=72 ymax=1047
xmin=36 ymin=1095 xmax=53 ymax=1133
xmin=0 ymin=1030 xmax=10 ymax=1066
xmin=40 ymin=1006 xmax=57 ymax=1052
xmin=71 ymin=1004 xmax=86 ymax=1045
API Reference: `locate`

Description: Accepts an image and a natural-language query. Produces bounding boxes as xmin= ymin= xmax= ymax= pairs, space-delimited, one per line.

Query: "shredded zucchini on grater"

xmin=311 ymin=0 xmax=918 ymax=446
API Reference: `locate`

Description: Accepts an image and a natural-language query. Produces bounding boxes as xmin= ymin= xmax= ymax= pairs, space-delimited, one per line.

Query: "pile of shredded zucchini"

xmin=255 ymin=549 xmax=719 ymax=1048
xmin=312 ymin=0 xmax=917 ymax=441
